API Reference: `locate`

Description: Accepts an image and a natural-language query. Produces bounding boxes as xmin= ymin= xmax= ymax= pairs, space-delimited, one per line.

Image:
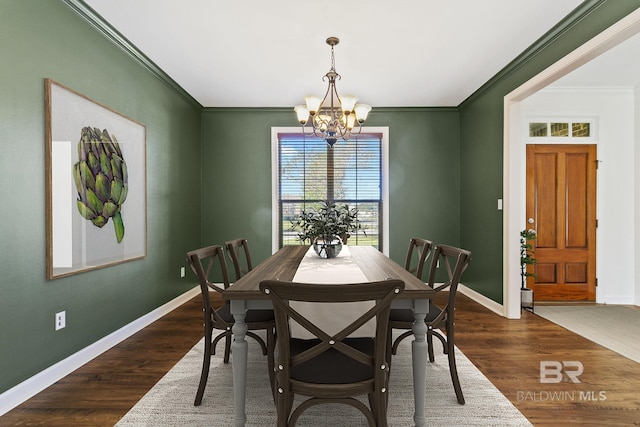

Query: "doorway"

xmin=503 ymin=8 xmax=640 ymax=318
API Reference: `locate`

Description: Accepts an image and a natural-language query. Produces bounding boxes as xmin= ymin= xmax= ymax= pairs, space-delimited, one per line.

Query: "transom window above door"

xmin=527 ymin=119 xmax=596 ymax=140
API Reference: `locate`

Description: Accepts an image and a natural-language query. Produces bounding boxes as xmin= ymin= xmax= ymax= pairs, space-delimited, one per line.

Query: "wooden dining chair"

xmin=259 ymin=279 xmax=404 ymax=427
xmin=224 ymin=238 xmax=253 ymax=281
xmin=187 ymin=245 xmax=275 ymax=406
xmin=388 ymin=238 xmax=433 ymax=355
xmin=389 ymin=243 xmax=471 ymax=405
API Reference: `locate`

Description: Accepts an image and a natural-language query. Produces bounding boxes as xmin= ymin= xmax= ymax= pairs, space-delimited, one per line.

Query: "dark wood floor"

xmin=2 ymin=292 xmax=639 ymax=426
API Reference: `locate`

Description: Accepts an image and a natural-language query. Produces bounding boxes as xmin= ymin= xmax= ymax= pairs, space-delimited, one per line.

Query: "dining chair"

xmin=259 ymin=279 xmax=405 ymax=427
xmin=388 ymin=238 xmax=433 ymax=357
xmin=224 ymin=238 xmax=253 ymax=281
xmin=389 ymin=243 xmax=471 ymax=405
xmin=187 ymin=244 xmax=275 ymax=406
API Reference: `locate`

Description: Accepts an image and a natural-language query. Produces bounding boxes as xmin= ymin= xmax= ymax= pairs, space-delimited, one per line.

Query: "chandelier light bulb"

xmin=339 ymin=95 xmax=358 ymax=114
xmin=343 ymin=114 xmax=356 ymax=130
xmin=294 ymin=105 xmax=309 ymax=125
xmin=354 ymin=103 xmax=372 ymax=124
xmin=316 ymin=114 xmax=331 ymax=132
xmin=304 ymin=96 xmax=322 ymax=115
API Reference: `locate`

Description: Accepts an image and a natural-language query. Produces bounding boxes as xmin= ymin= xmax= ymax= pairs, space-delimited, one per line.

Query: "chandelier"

xmin=294 ymin=37 xmax=372 ymax=147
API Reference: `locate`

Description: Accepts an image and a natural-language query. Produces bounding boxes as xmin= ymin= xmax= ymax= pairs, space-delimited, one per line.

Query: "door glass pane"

xmin=550 ymin=122 xmax=569 ymax=137
xmin=529 ymin=123 xmax=547 ymax=137
xmin=572 ymin=122 xmax=590 ymax=137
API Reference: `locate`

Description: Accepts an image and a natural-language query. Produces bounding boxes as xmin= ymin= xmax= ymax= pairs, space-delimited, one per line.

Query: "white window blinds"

xmin=278 ymin=133 xmax=382 ymax=248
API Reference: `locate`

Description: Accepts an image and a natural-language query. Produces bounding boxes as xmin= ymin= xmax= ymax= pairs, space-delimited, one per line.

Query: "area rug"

xmin=116 ymin=333 xmax=531 ymax=426
xmin=534 ymin=305 xmax=640 ymax=363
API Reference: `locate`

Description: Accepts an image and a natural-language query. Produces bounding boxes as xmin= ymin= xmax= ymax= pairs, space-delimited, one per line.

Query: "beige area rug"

xmin=534 ymin=305 xmax=640 ymax=363
xmin=116 ymin=333 xmax=531 ymax=426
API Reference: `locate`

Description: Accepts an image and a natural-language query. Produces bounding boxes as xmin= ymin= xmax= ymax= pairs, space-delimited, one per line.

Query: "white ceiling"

xmin=83 ymin=0 xmax=585 ymax=108
xmin=549 ymin=29 xmax=640 ymax=89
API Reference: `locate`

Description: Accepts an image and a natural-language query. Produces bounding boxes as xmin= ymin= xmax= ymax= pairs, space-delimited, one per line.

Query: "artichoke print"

xmin=73 ymin=127 xmax=128 ymax=243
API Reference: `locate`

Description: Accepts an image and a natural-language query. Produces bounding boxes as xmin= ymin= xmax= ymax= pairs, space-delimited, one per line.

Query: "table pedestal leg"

xmin=231 ymin=311 xmax=248 ymax=427
xmin=412 ymin=312 xmax=428 ymax=427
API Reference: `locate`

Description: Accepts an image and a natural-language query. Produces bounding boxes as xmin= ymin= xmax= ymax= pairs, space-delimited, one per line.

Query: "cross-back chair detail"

xmin=260 ymin=279 xmax=404 ymax=427
xmin=187 ymin=244 xmax=274 ymax=406
xmin=389 ymin=242 xmax=471 ymax=405
xmin=404 ymin=237 xmax=433 ymax=279
xmin=224 ymin=238 xmax=253 ymax=281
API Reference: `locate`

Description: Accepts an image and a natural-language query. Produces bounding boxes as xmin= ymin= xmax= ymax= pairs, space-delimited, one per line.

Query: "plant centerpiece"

xmin=290 ymin=200 xmax=359 ymax=258
xmin=520 ymin=228 xmax=537 ymax=311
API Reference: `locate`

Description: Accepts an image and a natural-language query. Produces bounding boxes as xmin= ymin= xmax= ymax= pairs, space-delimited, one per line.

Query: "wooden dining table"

xmin=223 ymin=245 xmax=436 ymax=427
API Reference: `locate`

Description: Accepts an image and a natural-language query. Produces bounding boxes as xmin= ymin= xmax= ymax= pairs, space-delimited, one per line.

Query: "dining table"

xmin=223 ymin=245 xmax=436 ymax=427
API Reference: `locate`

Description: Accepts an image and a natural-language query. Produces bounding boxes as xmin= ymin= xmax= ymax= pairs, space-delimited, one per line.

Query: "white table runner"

xmin=290 ymin=245 xmax=375 ymax=339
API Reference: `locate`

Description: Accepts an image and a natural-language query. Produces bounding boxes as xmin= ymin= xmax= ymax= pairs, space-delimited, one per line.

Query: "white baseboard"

xmin=599 ymin=296 xmax=636 ymax=305
xmin=458 ymin=284 xmax=506 ymax=317
xmin=0 ymin=286 xmax=200 ymax=417
xmin=596 ymin=292 xmax=636 ymax=305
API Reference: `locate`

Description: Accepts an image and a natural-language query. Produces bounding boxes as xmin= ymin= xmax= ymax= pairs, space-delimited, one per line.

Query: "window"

xmin=272 ymin=128 xmax=388 ymax=252
xmin=529 ymin=122 xmax=547 ymax=137
xmin=528 ymin=120 xmax=592 ymax=138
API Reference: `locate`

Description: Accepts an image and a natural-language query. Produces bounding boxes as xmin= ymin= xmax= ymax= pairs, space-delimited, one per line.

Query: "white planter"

xmin=521 ymin=288 xmax=534 ymax=309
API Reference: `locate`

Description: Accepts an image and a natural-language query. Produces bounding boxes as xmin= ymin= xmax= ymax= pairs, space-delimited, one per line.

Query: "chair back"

xmin=404 ymin=237 xmax=433 ymax=280
xmin=426 ymin=244 xmax=472 ymax=328
xmin=259 ymin=279 xmax=404 ymax=426
xmin=225 ymin=238 xmax=253 ymax=281
xmin=187 ymin=245 xmax=231 ymax=315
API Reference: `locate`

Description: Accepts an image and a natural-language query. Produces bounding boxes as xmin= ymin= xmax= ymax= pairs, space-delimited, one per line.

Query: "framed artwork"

xmin=45 ymin=79 xmax=146 ymax=279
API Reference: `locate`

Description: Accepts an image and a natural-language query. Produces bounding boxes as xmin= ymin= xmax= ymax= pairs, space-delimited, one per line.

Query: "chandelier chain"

xmin=330 ymin=43 xmax=335 ymax=72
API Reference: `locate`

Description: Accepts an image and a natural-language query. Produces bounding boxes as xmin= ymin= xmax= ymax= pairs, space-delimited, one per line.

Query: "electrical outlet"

xmin=180 ymin=266 xmax=186 ymax=278
xmin=55 ymin=311 xmax=66 ymax=331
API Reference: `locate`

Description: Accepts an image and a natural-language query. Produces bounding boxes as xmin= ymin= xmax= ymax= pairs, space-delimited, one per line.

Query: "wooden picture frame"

xmin=45 ymin=79 xmax=147 ymax=279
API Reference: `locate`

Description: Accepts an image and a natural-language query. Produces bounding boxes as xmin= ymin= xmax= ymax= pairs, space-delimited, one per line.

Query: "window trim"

xmin=271 ymin=127 xmax=390 ymax=255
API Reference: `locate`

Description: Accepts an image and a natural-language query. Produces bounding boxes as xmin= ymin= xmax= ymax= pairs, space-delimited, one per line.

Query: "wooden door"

xmin=525 ymin=144 xmax=597 ymax=301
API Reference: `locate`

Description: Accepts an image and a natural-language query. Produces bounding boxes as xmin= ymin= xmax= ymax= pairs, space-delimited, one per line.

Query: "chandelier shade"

xmin=294 ymin=37 xmax=371 ymax=147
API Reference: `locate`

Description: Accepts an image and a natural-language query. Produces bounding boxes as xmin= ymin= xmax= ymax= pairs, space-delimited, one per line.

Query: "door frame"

xmin=502 ymin=9 xmax=640 ymax=319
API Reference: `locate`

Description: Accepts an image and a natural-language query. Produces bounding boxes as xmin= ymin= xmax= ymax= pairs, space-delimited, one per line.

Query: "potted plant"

xmin=290 ymin=200 xmax=360 ymax=258
xmin=520 ymin=228 xmax=537 ymax=311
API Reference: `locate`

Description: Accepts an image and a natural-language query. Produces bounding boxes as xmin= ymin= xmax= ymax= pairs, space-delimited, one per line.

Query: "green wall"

xmin=0 ymin=0 xmax=202 ymax=394
xmin=458 ymin=0 xmax=640 ymax=302
xmin=200 ymin=108 xmax=461 ymax=266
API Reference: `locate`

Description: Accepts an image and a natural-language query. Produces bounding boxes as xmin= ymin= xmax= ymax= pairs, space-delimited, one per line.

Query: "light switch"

xmin=497 ymin=199 xmax=503 ymax=210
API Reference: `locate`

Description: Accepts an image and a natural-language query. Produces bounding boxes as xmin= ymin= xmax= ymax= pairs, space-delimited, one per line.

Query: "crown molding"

xmin=459 ymin=0 xmax=607 ymax=109
xmin=200 ymin=106 xmax=459 ymax=114
xmin=62 ymin=0 xmax=202 ymax=109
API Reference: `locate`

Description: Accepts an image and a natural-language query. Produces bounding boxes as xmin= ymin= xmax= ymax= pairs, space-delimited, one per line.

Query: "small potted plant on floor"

xmin=520 ymin=228 xmax=537 ymax=311
xmin=290 ymin=200 xmax=359 ymax=258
